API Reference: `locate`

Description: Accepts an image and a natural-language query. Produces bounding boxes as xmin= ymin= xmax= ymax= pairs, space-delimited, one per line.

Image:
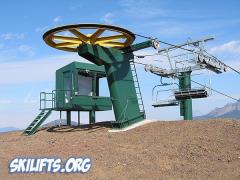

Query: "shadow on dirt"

xmin=40 ymin=121 xmax=113 ymax=134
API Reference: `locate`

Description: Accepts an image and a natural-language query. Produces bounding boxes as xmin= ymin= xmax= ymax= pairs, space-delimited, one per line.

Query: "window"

xmin=77 ymin=75 xmax=92 ymax=96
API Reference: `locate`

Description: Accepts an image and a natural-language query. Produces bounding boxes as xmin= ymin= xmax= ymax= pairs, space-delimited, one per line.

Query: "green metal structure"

xmin=23 ymin=110 xmax=52 ymax=135
xmin=23 ymin=62 xmax=112 ymax=135
xmin=77 ymin=41 xmax=152 ymax=128
xmin=179 ymin=72 xmax=193 ymax=120
xmin=145 ymin=37 xmax=219 ymax=121
xmin=24 ymin=24 xmax=156 ymax=135
xmin=54 ymin=62 xmax=112 ymax=125
xmin=54 ymin=62 xmax=111 ymax=112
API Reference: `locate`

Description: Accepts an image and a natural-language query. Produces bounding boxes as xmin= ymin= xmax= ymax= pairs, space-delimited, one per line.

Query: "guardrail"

xmin=40 ymin=92 xmax=55 ymax=110
xmin=40 ymin=90 xmax=75 ymax=110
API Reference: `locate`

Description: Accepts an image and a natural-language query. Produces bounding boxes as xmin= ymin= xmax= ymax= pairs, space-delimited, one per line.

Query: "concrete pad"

xmin=108 ymin=119 xmax=154 ymax=132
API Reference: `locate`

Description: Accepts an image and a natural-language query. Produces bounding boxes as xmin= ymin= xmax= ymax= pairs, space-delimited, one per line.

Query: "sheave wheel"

xmin=43 ymin=24 xmax=135 ymax=52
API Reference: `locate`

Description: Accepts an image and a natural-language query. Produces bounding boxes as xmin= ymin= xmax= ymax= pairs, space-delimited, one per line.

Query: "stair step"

xmin=24 ymin=110 xmax=52 ymax=136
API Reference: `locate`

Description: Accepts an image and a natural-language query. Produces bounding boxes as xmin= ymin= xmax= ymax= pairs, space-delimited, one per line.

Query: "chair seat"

xmin=174 ymin=88 xmax=208 ymax=100
xmin=152 ymin=100 xmax=179 ymax=107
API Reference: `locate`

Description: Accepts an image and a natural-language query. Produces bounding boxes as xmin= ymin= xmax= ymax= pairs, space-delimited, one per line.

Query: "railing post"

xmin=78 ymin=111 xmax=80 ymax=126
xmin=40 ymin=93 xmax=42 ymax=110
xmin=44 ymin=93 xmax=46 ymax=109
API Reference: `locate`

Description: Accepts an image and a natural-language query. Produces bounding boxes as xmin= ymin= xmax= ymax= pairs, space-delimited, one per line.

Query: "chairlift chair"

xmin=152 ymin=78 xmax=179 ymax=107
xmin=174 ymin=88 xmax=208 ymax=100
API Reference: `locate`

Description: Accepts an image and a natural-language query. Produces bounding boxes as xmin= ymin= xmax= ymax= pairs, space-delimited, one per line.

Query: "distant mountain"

xmin=195 ymin=100 xmax=240 ymax=120
xmin=42 ymin=119 xmax=79 ymax=128
xmin=0 ymin=127 xmax=19 ymax=133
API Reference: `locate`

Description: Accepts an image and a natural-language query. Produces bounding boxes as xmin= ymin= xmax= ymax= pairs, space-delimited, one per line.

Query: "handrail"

xmin=40 ymin=92 xmax=55 ymax=110
xmin=40 ymin=90 xmax=74 ymax=110
xmin=40 ymin=89 xmax=112 ymax=110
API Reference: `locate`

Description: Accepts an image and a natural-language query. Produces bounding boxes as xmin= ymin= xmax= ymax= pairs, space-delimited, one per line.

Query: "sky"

xmin=0 ymin=0 xmax=240 ymax=129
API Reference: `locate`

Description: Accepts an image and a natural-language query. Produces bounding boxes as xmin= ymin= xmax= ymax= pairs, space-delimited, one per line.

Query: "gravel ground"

xmin=0 ymin=119 xmax=240 ymax=180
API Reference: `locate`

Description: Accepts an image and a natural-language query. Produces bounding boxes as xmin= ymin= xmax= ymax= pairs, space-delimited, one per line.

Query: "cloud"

xmin=0 ymin=54 xmax=89 ymax=85
xmin=1 ymin=33 xmax=25 ymax=40
xmin=120 ymin=0 xmax=164 ymax=19
xmin=35 ymin=26 xmax=50 ymax=33
xmin=0 ymin=99 xmax=13 ymax=105
xmin=53 ymin=16 xmax=62 ymax=23
xmin=69 ymin=4 xmax=81 ymax=10
xmin=18 ymin=45 xmax=35 ymax=56
xmin=210 ymin=41 xmax=240 ymax=54
xmin=101 ymin=13 xmax=114 ymax=24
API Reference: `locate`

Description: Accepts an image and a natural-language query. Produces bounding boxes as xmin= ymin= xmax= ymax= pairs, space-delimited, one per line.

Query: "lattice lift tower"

xmin=144 ymin=37 xmax=228 ymax=120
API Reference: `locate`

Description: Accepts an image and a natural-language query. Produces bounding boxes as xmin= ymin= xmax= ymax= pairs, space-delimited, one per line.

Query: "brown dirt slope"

xmin=0 ymin=119 xmax=240 ymax=180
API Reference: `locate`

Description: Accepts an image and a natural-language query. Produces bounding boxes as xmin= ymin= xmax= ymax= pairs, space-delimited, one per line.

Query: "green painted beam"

xmin=89 ymin=111 xmax=95 ymax=124
xmin=122 ymin=40 xmax=153 ymax=53
xmin=67 ymin=111 xmax=71 ymax=125
xmin=77 ymin=44 xmax=145 ymax=128
xmin=71 ymin=96 xmax=112 ymax=111
xmin=179 ymin=72 xmax=193 ymax=120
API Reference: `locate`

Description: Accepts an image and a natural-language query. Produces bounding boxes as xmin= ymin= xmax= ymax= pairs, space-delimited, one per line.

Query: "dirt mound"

xmin=0 ymin=119 xmax=240 ymax=179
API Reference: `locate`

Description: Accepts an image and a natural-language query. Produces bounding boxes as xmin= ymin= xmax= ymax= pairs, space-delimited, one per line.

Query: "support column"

xmin=78 ymin=43 xmax=148 ymax=128
xmin=179 ymin=71 xmax=193 ymax=120
xmin=66 ymin=111 xmax=71 ymax=126
xmin=59 ymin=110 xmax=62 ymax=126
xmin=78 ymin=111 xmax=80 ymax=126
xmin=89 ymin=111 xmax=95 ymax=124
xmin=90 ymin=73 xmax=97 ymax=124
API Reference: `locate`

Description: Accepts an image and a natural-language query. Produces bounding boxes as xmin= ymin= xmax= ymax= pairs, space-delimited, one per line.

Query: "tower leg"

xmin=66 ymin=111 xmax=71 ymax=126
xmin=59 ymin=110 xmax=62 ymax=126
xmin=103 ymin=61 xmax=145 ymax=129
xmin=78 ymin=111 xmax=80 ymax=126
xmin=89 ymin=111 xmax=95 ymax=124
xmin=179 ymin=72 xmax=193 ymax=120
xmin=78 ymin=44 xmax=145 ymax=128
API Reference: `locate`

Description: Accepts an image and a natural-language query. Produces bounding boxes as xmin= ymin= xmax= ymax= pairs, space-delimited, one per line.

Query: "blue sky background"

xmin=0 ymin=0 xmax=240 ymax=128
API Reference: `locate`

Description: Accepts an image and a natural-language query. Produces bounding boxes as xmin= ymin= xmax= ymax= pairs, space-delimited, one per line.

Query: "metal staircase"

xmin=23 ymin=110 xmax=52 ymax=135
xmin=130 ymin=60 xmax=145 ymax=114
